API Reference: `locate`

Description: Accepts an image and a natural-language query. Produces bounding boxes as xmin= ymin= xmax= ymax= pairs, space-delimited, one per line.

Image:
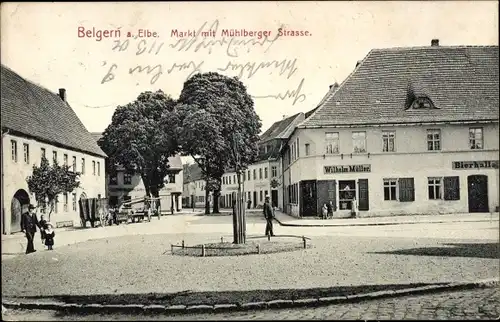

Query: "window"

xmin=228 ymin=176 xmax=231 ymax=185
xmin=271 ymin=166 xmax=277 ymax=178
xmin=428 ymin=177 xmax=442 ymax=200
xmin=264 ymin=167 xmax=268 ymax=179
xmin=124 ymin=173 xmax=132 ymax=185
xmin=97 ymin=161 xmax=100 ymax=176
xmin=169 ymin=174 xmax=176 ymax=183
xmin=352 ymin=131 xmax=366 ymax=153
xmin=305 ymin=143 xmax=310 ymax=156
xmin=11 ymin=140 xmax=17 ymax=162
xmin=325 ymin=132 xmax=339 ymax=154
xmin=53 ymin=151 xmax=58 ymax=164
xmin=382 ymin=131 xmax=395 ymax=152
xmin=253 ymin=169 xmax=256 ymax=180
xmin=427 ymin=129 xmax=441 ymax=151
xmin=469 ymin=128 xmax=483 ymax=150
xmin=260 ymin=190 xmax=263 ymax=202
xmin=259 ymin=168 xmax=262 ymax=180
xmin=383 ymin=179 xmax=398 ymax=201
xmin=72 ymin=156 xmax=77 ymax=172
xmin=41 ymin=147 xmax=46 ymax=159
xmin=247 ymin=191 xmax=251 ymax=201
xmin=23 ymin=143 xmax=30 ymax=164
xmin=72 ymin=193 xmax=77 ymax=211
xmin=110 ymin=174 xmax=118 ymax=185
xmin=412 ymin=97 xmax=434 ymax=109
xmin=63 ymin=154 xmax=68 ymax=166
xmin=92 ymin=161 xmax=96 ymax=175
xmin=223 ymin=177 xmax=226 ymax=185
xmin=81 ymin=158 xmax=85 ymax=174
xmin=247 ymin=170 xmax=251 ymax=181
xmin=233 ymin=175 xmax=236 ymax=183
xmin=64 ymin=193 xmax=68 ymax=212
xmin=297 ymin=138 xmax=300 ymax=158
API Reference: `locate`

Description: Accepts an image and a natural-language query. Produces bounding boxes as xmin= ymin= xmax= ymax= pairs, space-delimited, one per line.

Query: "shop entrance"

xmin=300 ymin=180 xmax=317 ymax=217
xmin=271 ymin=190 xmax=278 ymax=208
xmin=468 ymin=175 xmax=489 ymax=213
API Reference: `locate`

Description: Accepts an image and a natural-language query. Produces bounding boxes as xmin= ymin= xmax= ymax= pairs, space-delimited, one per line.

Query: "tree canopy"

xmin=26 ymin=156 xmax=80 ymax=221
xmin=98 ymin=90 xmax=179 ymax=197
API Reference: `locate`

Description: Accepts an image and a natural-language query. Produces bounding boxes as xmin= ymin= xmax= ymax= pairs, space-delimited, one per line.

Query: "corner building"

xmin=283 ymin=41 xmax=499 ymax=218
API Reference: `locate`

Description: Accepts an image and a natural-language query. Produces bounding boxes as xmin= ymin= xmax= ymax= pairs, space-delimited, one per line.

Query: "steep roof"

xmin=183 ymin=163 xmax=203 ymax=183
xmin=259 ymin=113 xmax=303 ymax=143
xmin=1 ymin=65 xmax=107 ymax=157
xmin=300 ymin=45 xmax=499 ymax=128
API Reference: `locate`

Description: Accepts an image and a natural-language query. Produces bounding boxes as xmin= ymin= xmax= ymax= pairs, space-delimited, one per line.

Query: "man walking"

xmin=263 ymin=196 xmax=275 ymax=237
xmin=20 ymin=204 xmax=41 ymax=254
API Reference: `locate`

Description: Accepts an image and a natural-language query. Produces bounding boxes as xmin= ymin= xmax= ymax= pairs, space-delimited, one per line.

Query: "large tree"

xmin=98 ymin=90 xmax=179 ymax=203
xmin=26 ymin=156 xmax=80 ymax=221
xmin=169 ymin=72 xmax=261 ymax=241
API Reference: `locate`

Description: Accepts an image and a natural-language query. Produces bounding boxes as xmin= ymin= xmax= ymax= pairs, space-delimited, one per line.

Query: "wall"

xmin=285 ymin=123 xmax=499 ymax=216
xmin=3 ymin=133 xmax=106 ymax=234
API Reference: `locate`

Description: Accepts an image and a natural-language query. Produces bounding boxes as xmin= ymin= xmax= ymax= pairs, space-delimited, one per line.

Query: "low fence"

xmin=170 ymin=235 xmax=312 ymax=257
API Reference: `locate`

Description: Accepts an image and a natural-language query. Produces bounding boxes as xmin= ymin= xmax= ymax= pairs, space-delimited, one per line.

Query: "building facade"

xmin=282 ymin=41 xmax=499 ymax=218
xmin=182 ymin=163 xmax=210 ymax=209
xmin=1 ymin=65 xmax=107 ymax=234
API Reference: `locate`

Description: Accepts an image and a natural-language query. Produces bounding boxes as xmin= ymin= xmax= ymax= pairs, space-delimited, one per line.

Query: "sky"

xmin=1 ymin=1 xmax=498 ymax=164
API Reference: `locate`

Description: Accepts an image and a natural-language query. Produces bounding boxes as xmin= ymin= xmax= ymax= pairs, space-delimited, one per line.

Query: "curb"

xmin=3 ymin=278 xmax=498 ymax=315
xmin=274 ymin=217 xmax=499 ymax=228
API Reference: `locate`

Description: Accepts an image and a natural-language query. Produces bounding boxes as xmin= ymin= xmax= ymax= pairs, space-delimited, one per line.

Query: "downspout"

xmin=1 ymin=128 xmax=10 ymax=235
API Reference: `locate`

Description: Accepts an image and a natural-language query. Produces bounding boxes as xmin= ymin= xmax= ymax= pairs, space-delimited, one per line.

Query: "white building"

xmin=182 ymin=163 xmax=209 ymax=208
xmin=1 ymin=65 xmax=107 ymax=234
xmin=282 ymin=40 xmax=499 ymax=218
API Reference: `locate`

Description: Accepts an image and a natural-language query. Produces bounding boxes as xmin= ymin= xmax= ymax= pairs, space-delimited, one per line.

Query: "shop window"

xmin=339 ymin=180 xmax=356 ymax=210
xmin=382 ymin=131 xmax=395 ymax=152
xmin=427 ymin=129 xmax=441 ymax=151
xmin=325 ymin=132 xmax=339 ymax=154
xmin=352 ymin=132 xmax=366 ymax=153
xmin=383 ymin=179 xmax=398 ymax=201
xmin=469 ymin=128 xmax=483 ymax=150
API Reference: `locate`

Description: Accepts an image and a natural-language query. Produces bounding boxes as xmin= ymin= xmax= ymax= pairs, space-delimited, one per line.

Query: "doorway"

xmin=339 ymin=180 xmax=356 ymax=210
xmin=253 ymin=191 xmax=257 ymax=208
xmin=301 ymin=180 xmax=317 ymax=217
xmin=468 ymin=175 xmax=489 ymax=213
xmin=271 ymin=190 xmax=278 ymax=208
xmin=11 ymin=189 xmax=30 ymax=233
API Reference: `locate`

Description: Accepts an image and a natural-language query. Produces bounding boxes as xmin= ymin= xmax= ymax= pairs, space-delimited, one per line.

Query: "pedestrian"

xmin=39 ymin=214 xmax=48 ymax=241
xmin=247 ymin=199 xmax=251 ymax=209
xmin=322 ymin=203 xmax=328 ymax=219
xmin=327 ymin=201 xmax=334 ymax=219
xmin=20 ymin=204 xmax=41 ymax=254
xmin=263 ymin=196 xmax=275 ymax=237
xmin=351 ymin=197 xmax=358 ymax=218
xmin=43 ymin=222 xmax=55 ymax=250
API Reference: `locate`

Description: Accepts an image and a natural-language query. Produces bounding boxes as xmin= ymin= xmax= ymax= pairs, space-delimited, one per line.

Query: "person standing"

xmin=43 ymin=222 xmax=56 ymax=250
xmin=263 ymin=196 xmax=275 ymax=237
xmin=39 ymin=214 xmax=48 ymax=241
xmin=20 ymin=204 xmax=41 ymax=254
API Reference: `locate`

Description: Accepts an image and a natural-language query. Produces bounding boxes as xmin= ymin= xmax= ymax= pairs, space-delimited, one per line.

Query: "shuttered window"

xmin=399 ymin=178 xmax=415 ymax=202
xmin=443 ymin=176 xmax=460 ymax=201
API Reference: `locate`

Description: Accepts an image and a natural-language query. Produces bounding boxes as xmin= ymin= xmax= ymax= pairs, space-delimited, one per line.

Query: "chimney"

xmin=355 ymin=60 xmax=362 ymax=68
xmin=431 ymin=39 xmax=439 ymax=47
xmin=58 ymin=88 xmax=66 ymax=102
xmin=329 ymin=82 xmax=339 ymax=92
xmin=282 ymin=115 xmax=287 ymax=119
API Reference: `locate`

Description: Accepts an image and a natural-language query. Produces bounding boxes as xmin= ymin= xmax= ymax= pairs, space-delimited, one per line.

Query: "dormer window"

xmin=411 ymin=97 xmax=434 ymax=109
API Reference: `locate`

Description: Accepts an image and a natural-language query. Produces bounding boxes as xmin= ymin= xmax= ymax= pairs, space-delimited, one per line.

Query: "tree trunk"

xmin=204 ymin=188 xmax=210 ymax=214
xmin=212 ymin=188 xmax=221 ymax=213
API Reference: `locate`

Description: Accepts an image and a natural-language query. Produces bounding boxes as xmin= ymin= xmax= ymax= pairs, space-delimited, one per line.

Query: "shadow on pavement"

xmin=7 ymin=282 xmax=447 ymax=307
xmin=372 ymin=242 xmax=499 ymax=259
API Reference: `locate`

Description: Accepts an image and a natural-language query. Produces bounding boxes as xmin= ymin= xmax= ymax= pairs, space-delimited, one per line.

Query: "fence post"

xmin=171 ymin=244 xmax=173 ymax=253
xmin=201 ymin=244 xmax=205 ymax=257
xmin=221 ymin=237 xmax=224 ymax=244
xmin=182 ymin=240 xmax=185 ymax=249
xmin=302 ymin=236 xmax=306 ymax=249
xmin=257 ymin=244 xmax=260 ymax=254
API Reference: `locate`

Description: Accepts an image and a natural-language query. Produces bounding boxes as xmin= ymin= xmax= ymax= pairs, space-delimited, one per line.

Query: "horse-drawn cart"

xmin=115 ymin=196 xmax=162 ymax=224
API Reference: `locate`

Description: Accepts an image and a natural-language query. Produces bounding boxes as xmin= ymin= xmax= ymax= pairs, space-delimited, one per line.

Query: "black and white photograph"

xmin=1 ymin=1 xmax=499 ymax=320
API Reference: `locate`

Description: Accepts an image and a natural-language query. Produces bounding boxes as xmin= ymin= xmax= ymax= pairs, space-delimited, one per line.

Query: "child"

xmin=44 ymin=222 xmax=55 ymax=250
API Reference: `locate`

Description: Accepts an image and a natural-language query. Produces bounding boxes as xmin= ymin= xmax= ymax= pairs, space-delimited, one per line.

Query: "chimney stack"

xmin=431 ymin=39 xmax=439 ymax=46
xmin=58 ymin=88 xmax=66 ymax=102
xmin=329 ymin=82 xmax=339 ymax=91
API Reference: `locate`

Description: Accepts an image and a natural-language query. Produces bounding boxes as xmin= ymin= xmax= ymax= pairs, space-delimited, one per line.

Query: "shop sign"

xmin=452 ymin=160 xmax=499 ymax=170
xmin=324 ymin=164 xmax=371 ymax=174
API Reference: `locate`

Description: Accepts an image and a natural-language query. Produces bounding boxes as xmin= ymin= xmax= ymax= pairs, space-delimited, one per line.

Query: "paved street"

xmin=3 ymin=288 xmax=499 ymax=320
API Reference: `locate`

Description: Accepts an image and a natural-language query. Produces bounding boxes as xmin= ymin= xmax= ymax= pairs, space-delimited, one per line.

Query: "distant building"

xmin=283 ymin=40 xmax=499 ymax=217
xmin=220 ymin=113 xmax=305 ymax=210
xmin=182 ymin=163 xmax=208 ymax=208
xmin=91 ymin=133 xmax=184 ymax=213
xmin=1 ymin=65 xmax=107 ymax=234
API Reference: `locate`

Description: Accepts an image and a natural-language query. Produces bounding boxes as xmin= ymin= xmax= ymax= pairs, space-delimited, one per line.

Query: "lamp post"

xmin=231 ymin=133 xmax=245 ymax=244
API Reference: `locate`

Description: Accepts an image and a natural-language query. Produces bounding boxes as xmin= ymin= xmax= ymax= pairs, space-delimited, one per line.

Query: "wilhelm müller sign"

xmin=324 ymin=164 xmax=371 ymax=174
xmin=452 ymin=160 xmax=499 ymax=170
